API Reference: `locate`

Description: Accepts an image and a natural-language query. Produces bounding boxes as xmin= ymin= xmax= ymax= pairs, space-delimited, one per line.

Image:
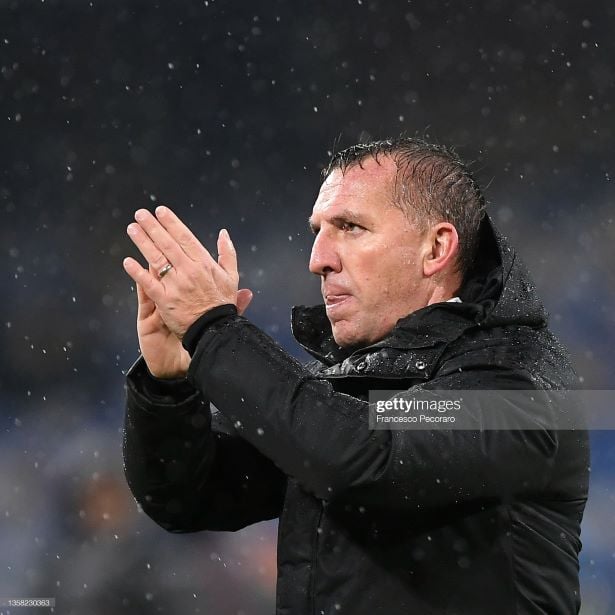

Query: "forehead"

xmin=311 ymin=156 xmax=397 ymax=218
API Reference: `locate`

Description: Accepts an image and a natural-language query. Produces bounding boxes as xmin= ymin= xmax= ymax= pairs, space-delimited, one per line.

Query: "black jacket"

xmin=123 ymin=216 xmax=589 ymax=614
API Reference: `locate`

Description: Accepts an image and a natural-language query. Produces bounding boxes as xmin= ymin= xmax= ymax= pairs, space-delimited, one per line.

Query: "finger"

xmin=217 ymin=228 xmax=238 ymax=278
xmin=123 ymin=257 xmax=164 ymax=303
xmin=236 ymin=288 xmax=253 ymax=315
xmin=133 ymin=209 xmax=190 ymax=268
xmin=127 ymin=223 xmax=171 ymax=275
xmin=136 ymin=282 xmax=156 ymax=320
xmin=155 ymin=205 xmax=216 ymax=266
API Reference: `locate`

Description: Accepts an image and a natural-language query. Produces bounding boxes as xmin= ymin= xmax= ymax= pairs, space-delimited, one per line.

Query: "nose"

xmin=309 ymin=229 xmax=341 ymax=276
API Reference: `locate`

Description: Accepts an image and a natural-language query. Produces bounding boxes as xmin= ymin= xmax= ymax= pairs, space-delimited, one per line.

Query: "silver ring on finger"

xmin=158 ymin=262 xmax=173 ymax=279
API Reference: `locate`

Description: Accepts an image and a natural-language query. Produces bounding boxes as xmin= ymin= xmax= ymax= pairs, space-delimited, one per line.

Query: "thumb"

xmin=236 ymin=288 xmax=253 ymax=315
xmin=217 ymin=228 xmax=238 ymax=278
xmin=136 ymin=282 xmax=155 ymax=320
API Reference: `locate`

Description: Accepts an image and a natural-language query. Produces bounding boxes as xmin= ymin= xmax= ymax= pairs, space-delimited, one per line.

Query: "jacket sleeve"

xmin=123 ymin=357 xmax=286 ymax=532
xmin=185 ymin=314 xmax=569 ymax=515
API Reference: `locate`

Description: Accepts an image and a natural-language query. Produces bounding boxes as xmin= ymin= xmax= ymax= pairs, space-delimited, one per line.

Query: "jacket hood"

xmin=291 ymin=214 xmax=547 ymax=365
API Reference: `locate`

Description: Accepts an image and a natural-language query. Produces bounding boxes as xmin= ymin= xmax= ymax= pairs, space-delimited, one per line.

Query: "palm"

xmin=136 ymin=283 xmax=190 ymax=378
xmin=135 ymin=281 xmax=253 ymax=379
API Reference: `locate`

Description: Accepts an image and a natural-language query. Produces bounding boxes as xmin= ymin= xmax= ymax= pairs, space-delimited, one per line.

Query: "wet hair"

xmin=322 ymin=137 xmax=486 ymax=278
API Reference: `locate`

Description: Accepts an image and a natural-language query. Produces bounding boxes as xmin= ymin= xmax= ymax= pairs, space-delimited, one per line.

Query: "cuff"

xmin=182 ymin=304 xmax=238 ymax=355
xmin=126 ymin=356 xmax=197 ymax=407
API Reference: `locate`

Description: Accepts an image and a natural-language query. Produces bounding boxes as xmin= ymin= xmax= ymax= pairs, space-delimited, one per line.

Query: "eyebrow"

xmin=308 ymin=209 xmax=370 ymax=232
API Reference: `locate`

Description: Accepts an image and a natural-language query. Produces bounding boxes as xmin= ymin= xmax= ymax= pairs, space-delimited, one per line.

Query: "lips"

xmin=324 ymin=291 xmax=353 ymax=313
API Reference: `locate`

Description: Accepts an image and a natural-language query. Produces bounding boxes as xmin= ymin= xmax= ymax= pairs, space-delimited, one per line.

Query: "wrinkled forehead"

xmin=313 ymin=157 xmax=397 ymax=213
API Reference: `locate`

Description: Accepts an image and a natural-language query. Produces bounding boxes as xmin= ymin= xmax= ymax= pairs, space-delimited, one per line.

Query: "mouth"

xmin=325 ymin=294 xmax=352 ymax=312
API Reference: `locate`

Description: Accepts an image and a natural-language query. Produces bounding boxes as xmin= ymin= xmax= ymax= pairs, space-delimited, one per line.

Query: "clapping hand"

xmin=123 ymin=206 xmax=252 ymax=378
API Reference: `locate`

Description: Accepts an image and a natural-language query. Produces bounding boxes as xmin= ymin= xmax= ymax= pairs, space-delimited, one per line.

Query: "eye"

xmin=340 ymin=221 xmax=361 ymax=233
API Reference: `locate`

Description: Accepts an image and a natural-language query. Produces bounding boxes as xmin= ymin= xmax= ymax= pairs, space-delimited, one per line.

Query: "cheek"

xmin=374 ymin=252 xmax=419 ymax=300
xmin=350 ymin=246 xmax=416 ymax=299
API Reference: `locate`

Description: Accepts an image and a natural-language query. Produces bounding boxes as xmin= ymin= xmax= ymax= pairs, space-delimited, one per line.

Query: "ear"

xmin=423 ymin=223 xmax=459 ymax=277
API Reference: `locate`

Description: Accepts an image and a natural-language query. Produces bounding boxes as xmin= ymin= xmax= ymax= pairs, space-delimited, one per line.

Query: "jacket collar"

xmin=291 ymin=214 xmax=547 ymax=372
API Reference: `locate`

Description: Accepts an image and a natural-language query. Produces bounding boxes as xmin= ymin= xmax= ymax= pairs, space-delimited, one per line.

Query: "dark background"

xmin=1 ymin=1 xmax=614 ymax=613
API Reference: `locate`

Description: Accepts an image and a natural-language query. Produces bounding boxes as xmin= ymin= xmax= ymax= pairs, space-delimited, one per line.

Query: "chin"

xmin=332 ymin=320 xmax=392 ymax=349
xmin=332 ymin=325 xmax=366 ymax=349
xmin=331 ymin=327 xmax=352 ymax=348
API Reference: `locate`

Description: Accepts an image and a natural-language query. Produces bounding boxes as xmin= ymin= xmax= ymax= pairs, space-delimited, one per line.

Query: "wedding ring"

xmin=158 ymin=263 xmax=173 ymax=278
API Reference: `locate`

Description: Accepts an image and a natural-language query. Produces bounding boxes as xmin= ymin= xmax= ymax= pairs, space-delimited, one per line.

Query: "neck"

xmin=425 ymin=275 xmax=462 ymax=306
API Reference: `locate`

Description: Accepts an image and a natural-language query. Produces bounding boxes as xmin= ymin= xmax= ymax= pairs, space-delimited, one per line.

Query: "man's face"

xmin=309 ymin=157 xmax=431 ymax=348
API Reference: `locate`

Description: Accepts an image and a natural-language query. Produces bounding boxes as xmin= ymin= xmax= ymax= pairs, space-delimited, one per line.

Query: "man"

xmin=122 ymin=138 xmax=589 ymax=614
